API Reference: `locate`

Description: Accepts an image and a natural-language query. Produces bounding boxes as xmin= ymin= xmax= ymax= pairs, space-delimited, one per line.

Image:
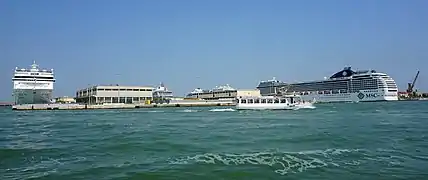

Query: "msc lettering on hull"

xmin=357 ymin=92 xmax=378 ymax=99
xmin=365 ymin=93 xmax=377 ymax=98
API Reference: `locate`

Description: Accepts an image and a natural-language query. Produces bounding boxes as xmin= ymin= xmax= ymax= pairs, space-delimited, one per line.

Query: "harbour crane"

xmin=406 ymin=70 xmax=420 ymax=98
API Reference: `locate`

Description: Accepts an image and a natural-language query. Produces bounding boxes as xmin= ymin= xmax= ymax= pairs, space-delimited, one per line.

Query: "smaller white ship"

xmin=152 ymin=82 xmax=174 ymax=104
xmin=153 ymin=82 xmax=173 ymax=98
xmin=186 ymin=84 xmax=237 ymax=100
xmin=235 ymin=95 xmax=313 ymax=110
xmin=187 ymin=88 xmax=206 ymax=96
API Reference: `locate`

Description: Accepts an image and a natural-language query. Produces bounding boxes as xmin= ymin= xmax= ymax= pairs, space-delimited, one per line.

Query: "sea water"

xmin=1 ymin=101 xmax=428 ymax=180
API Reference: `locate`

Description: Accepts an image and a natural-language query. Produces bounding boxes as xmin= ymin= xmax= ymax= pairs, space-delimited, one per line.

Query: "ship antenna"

xmin=31 ymin=60 xmax=39 ymax=69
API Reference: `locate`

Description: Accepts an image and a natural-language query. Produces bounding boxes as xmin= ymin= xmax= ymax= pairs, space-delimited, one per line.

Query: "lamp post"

xmin=115 ymin=73 xmax=120 ymax=103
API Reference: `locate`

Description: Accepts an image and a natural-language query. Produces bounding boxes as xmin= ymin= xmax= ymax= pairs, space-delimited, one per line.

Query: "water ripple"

xmin=1 ymin=102 xmax=428 ymax=179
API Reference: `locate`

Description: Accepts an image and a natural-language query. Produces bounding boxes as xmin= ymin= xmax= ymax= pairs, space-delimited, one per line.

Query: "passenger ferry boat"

xmin=257 ymin=67 xmax=399 ymax=103
xmin=12 ymin=61 xmax=55 ymax=105
xmin=235 ymin=95 xmax=310 ymax=110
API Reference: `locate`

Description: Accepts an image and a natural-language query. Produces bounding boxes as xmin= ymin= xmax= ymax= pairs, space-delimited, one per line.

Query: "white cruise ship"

xmin=12 ymin=61 xmax=55 ymax=105
xmin=257 ymin=67 xmax=399 ymax=103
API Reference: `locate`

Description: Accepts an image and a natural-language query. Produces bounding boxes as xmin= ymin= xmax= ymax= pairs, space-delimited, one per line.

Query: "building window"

xmin=126 ymin=97 xmax=133 ymax=104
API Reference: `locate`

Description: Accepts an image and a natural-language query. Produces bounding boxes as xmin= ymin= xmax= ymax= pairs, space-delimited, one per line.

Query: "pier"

xmin=12 ymin=100 xmax=234 ymax=111
xmin=0 ymin=102 xmax=13 ymax=107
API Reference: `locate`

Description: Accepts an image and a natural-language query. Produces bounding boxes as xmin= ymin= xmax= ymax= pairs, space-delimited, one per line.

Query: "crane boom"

xmin=411 ymin=71 xmax=420 ymax=90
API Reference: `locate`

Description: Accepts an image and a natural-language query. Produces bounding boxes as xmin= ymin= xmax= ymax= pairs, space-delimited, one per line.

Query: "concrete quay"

xmin=12 ymin=100 xmax=235 ymax=111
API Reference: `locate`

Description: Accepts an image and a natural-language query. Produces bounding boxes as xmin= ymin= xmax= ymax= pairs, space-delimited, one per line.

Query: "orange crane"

xmin=406 ymin=71 xmax=420 ymax=98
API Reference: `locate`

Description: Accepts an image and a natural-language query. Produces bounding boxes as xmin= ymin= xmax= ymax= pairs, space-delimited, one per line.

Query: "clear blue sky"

xmin=1 ymin=0 xmax=427 ymax=101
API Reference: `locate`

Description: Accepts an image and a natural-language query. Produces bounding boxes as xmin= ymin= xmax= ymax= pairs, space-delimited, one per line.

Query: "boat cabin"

xmin=236 ymin=96 xmax=301 ymax=105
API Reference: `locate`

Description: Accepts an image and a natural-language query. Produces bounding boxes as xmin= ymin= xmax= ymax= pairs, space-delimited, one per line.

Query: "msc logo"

xmin=357 ymin=92 xmax=365 ymax=99
xmin=357 ymin=92 xmax=378 ymax=99
xmin=365 ymin=93 xmax=377 ymax=98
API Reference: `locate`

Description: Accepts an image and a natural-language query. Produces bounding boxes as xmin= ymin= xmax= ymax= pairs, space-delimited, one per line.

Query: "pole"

xmin=116 ymin=73 xmax=120 ymax=103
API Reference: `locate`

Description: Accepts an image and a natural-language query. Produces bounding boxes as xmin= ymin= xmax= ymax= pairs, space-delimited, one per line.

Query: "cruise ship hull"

xmin=13 ymin=89 xmax=53 ymax=105
xmin=298 ymin=90 xmax=398 ymax=103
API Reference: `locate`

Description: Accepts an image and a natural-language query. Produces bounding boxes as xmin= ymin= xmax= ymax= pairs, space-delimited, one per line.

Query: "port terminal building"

xmin=75 ymin=85 xmax=153 ymax=104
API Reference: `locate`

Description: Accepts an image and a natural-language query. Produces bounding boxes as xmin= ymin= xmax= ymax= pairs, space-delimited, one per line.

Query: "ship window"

xmin=274 ymin=99 xmax=279 ymax=103
xmin=248 ymin=99 xmax=254 ymax=103
xmin=254 ymin=99 xmax=260 ymax=103
xmin=267 ymin=99 xmax=273 ymax=103
xmin=261 ymin=99 xmax=267 ymax=103
xmin=241 ymin=99 xmax=247 ymax=103
xmin=14 ymin=76 xmax=54 ymax=79
xmin=133 ymin=89 xmax=139 ymax=91
xmin=280 ymin=99 xmax=286 ymax=103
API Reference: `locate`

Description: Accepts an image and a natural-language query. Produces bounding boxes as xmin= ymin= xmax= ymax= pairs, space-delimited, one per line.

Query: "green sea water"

xmin=1 ymin=101 xmax=428 ymax=180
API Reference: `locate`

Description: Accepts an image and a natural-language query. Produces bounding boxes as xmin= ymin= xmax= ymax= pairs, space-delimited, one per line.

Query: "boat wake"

xmin=168 ymin=148 xmax=363 ymax=175
xmin=178 ymin=109 xmax=199 ymax=113
xmin=293 ymin=103 xmax=316 ymax=110
xmin=209 ymin=108 xmax=236 ymax=112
